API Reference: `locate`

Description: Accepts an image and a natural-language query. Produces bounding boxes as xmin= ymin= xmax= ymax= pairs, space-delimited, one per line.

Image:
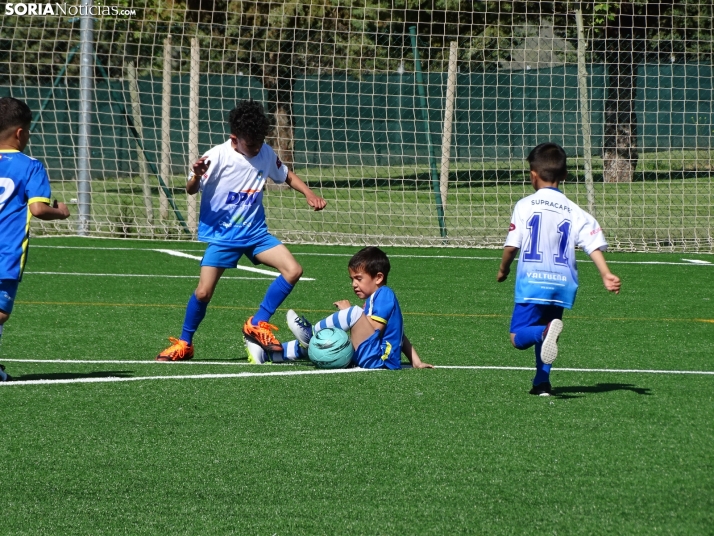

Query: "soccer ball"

xmin=308 ymin=328 xmax=354 ymax=369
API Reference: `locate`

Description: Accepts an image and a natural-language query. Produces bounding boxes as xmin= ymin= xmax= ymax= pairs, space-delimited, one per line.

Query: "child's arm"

xmin=589 ymin=249 xmax=621 ymax=293
xmin=29 ymin=200 xmax=70 ymax=221
xmin=402 ymin=335 xmax=433 ymax=369
xmin=187 ymin=156 xmax=211 ymax=195
xmin=497 ymin=246 xmax=519 ymax=282
xmin=334 ymin=300 xmax=386 ymax=332
xmin=285 ymin=171 xmax=326 ymax=211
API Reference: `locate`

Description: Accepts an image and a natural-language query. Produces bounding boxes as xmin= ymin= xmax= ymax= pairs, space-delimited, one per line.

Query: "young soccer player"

xmin=0 ymin=97 xmax=71 ymax=381
xmin=497 ymin=142 xmax=621 ymax=396
xmin=156 ymin=100 xmax=326 ymax=361
xmin=245 ymin=246 xmax=434 ymax=369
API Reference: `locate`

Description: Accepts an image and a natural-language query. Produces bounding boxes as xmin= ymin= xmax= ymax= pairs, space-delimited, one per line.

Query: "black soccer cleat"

xmin=0 ymin=364 xmax=11 ymax=382
xmin=529 ymin=382 xmax=552 ymax=396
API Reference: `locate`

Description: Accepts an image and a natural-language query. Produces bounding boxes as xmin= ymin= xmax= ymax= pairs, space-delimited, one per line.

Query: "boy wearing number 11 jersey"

xmin=497 ymin=143 xmax=621 ymax=396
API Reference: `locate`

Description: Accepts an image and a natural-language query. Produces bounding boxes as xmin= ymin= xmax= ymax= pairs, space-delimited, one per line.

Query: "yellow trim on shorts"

xmin=380 ymin=341 xmax=392 ymax=361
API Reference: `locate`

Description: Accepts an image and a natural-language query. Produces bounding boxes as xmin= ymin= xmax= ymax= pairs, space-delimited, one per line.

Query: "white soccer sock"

xmin=282 ymin=340 xmax=306 ymax=360
xmin=315 ymin=306 xmax=363 ymax=332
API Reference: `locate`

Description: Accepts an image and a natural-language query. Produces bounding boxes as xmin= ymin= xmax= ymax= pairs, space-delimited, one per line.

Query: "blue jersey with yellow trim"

xmin=197 ymin=141 xmax=288 ymax=246
xmin=363 ymin=286 xmax=404 ymax=370
xmin=0 ymin=150 xmax=51 ymax=280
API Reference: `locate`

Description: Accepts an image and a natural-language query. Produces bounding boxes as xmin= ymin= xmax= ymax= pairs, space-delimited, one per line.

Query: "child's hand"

xmin=52 ymin=200 xmax=71 ymax=219
xmin=192 ymin=157 xmax=210 ymax=177
xmin=497 ymin=266 xmax=510 ymax=282
xmin=333 ymin=300 xmax=351 ymax=310
xmin=306 ymin=193 xmax=326 ymax=211
xmin=602 ymin=273 xmax=621 ymax=294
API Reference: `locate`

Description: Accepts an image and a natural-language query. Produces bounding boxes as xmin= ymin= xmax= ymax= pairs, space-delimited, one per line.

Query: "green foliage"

xmin=1 ymin=0 xmax=711 ymax=85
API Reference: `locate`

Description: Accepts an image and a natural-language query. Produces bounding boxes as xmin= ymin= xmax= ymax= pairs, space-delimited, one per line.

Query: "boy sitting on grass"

xmin=497 ymin=142 xmax=621 ymax=396
xmin=246 ymin=246 xmax=433 ymax=369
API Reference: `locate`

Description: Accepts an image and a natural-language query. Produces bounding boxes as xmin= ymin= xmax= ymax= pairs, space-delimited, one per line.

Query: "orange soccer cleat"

xmin=242 ymin=317 xmax=283 ymax=353
xmin=156 ymin=337 xmax=194 ymax=361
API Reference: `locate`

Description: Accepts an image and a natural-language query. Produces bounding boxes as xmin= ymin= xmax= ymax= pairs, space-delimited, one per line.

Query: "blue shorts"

xmin=0 ymin=280 xmax=20 ymax=315
xmin=352 ymin=329 xmax=392 ymax=370
xmin=510 ymin=303 xmax=564 ymax=333
xmin=200 ymin=234 xmax=282 ymax=268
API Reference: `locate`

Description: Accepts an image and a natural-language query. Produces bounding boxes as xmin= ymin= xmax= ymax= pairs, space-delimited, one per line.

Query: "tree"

xmin=1 ymin=0 xmax=709 ymax=172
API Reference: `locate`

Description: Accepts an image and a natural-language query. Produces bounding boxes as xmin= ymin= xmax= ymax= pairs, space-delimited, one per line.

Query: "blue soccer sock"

xmin=513 ymin=325 xmax=546 ymax=350
xmin=282 ymin=340 xmax=307 ymax=360
xmin=252 ymin=275 xmax=294 ymax=325
xmin=180 ymin=293 xmax=209 ymax=345
xmin=315 ymin=306 xmax=363 ymax=332
xmin=0 ymin=325 xmax=6 ymax=382
xmin=533 ymin=342 xmax=552 ymax=385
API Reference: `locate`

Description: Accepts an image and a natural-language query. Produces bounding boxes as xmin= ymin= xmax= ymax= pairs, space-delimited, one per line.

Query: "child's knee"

xmin=509 ymin=333 xmax=517 ymax=347
xmin=283 ymin=262 xmax=303 ymax=284
xmin=194 ymin=287 xmax=213 ymax=302
xmin=0 ymin=312 xmax=9 ymax=324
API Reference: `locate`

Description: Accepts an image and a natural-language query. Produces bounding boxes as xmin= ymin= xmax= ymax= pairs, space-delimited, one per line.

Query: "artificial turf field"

xmin=1 ymin=237 xmax=713 ymax=534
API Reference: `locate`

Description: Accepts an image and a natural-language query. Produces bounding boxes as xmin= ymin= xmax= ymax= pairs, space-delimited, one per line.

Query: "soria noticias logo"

xmin=4 ymin=3 xmax=137 ymax=17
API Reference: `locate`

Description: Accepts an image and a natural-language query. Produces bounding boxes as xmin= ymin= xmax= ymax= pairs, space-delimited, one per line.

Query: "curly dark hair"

xmin=228 ymin=99 xmax=270 ymax=142
xmin=0 ymin=97 xmax=32 ymax=135
xmin=348 ymin=247 xmax=391 ymax=284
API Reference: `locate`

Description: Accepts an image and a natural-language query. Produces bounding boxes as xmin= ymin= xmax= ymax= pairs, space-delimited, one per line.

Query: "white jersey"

xmin=197 ymin=140 xmax=288 ymax=246
xmin=504 ymin=187 xmax=607 ymax=308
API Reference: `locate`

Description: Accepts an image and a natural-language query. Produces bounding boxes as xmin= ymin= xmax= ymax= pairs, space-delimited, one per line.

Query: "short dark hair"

xmin=348 ymin=247 xmax=391 ymax=283
xmin=0 ymin=97 xmax=32 ymax=135
xmin=527 ymin=142 xmax=567 ymax=183
xmin=228 ymin=99 xmax=270 ymax=142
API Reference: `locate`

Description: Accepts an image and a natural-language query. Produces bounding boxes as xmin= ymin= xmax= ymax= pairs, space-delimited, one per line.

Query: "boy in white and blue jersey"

xmin=270 ymin=247 xmax=433 ymax=369
xmin=156 ymin=100 xmax=326 ymax=361
xmin=0 ymin=97 xmax=71 ymax=381
xmin=497 ymin=143 xmax=621 ymax=395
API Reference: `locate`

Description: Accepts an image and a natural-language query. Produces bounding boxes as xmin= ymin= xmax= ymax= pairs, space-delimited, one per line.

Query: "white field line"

xmin=0 ymin=359 xmax=257 ymax=366
xmin=30 ymin=245 xmax=714 ymax=266
xmin=0 ymin=367 xmax=378 ymax=386
xmin=24 ymin=271 xmax=274 ymax=281
xmin=6 ymin=359 xmax=714 ymax=375
xmin=153 ymin=249 xmax=316 ymax=280
xmin=438 ymin=365 xmax=714 ymax=375
xmin=2 ymin=362 xmax=713 ymax=387
xmin=29 ymin=246 xmax=315 ymax=281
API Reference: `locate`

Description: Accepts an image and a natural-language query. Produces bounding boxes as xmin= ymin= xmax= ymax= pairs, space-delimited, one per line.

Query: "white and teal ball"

xmin=308 ymin=328 xmax=354 ymax=369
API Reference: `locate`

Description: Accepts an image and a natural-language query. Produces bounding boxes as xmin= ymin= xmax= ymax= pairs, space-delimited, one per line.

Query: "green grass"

xmin=37 ymin=175 xmax=714 ymax=251
xmin=0 ymin=238 xmax=713 ymax=533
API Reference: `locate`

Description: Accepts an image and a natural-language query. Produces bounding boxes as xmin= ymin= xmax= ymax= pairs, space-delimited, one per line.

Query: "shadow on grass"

xmin=14 ymin=370 xmax=134 ymax=381
xmin=553 ymin=383 xmax=652 ymax=399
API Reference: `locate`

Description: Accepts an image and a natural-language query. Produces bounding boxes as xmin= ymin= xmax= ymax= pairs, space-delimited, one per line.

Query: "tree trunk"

xmin=603 ymin=12 xmax=638 ymax=183
xmin=262 ymin=50 xmax=295 ymax=175
xmin=271 ymin=102 xmax=294 ymax=168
